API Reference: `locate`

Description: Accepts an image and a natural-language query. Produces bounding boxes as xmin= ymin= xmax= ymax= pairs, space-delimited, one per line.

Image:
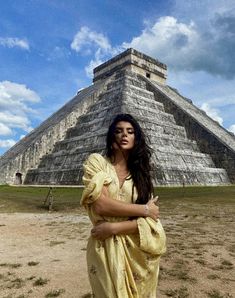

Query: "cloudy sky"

xmin=0 ymin=0 xmax=235 ymax=156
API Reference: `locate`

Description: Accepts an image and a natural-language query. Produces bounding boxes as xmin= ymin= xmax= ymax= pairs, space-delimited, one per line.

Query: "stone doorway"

xmin=15 ymin=172 xmax=23 ymax=185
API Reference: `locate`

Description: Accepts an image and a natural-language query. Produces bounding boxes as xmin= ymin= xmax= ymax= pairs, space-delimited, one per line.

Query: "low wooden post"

xmin=44 ymin=186 xmax=54 ymax=211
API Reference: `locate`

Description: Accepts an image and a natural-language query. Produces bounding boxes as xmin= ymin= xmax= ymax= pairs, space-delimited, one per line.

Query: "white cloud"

xmin=0 ymin=81 xmax=40 ymax=103
xmin=0 ymin=123 xmax=12 ymax=136
xmin=85 ymin=57 xmax=103 ymax=78
xmin=71 ymin=26 xmax=112 ymax=53
xmin=228 ymin=124 xmax=235 ymax=134
xmin=122 ymin=11 xmax=235 ymax=78
xmin=200 ymin=103 xmax=223 ymax=125
xmin=47 ymin=46 xmax=71 ymax=61
xmin=123 ymin=16 xmax=198 ymax=59
xmin=0 ymin=81 xmax=40 ymax=122
xmin=0 ymin=112 xmax=34 ymax=132
xmin=71 ymin=27 xmax=120 ymax=78
xmin=0 ymin=139 xmax=16 ymax=148
xmin=0 ymin=37 xmax=29 ymax=50
xmin=0 ymin=81 xmax=40 ymax=149
xmin=122 ymin=16 xmax=201 ymax=70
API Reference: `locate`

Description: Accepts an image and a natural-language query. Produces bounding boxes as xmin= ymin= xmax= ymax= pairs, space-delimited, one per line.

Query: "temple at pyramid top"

xmin=93 ymin=48 xmax=167 ymax=84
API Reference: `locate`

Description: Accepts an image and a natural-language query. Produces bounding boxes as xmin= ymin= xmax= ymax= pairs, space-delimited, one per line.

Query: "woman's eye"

xmin=114 ymin=129 xmax=122 ymax=134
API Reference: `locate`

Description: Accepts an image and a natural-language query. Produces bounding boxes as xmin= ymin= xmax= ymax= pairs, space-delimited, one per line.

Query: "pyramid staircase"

xmin=25 ymin=70 xmax=230 ymax=185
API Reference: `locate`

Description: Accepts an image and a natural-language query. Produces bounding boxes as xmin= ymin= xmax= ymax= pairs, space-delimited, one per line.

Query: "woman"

xmin=81 ymin=114 xmax=166 ymax=298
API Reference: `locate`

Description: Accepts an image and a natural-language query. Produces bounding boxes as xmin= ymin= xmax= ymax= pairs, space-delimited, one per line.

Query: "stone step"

xmin=98 ymin=81 xmax=156 ymax=104
xmin=154 ymin=165 xmax=229 ymax=185
xmin=65 ymin=114 xmax=187 ymax=139
xmin=71 ymin=101 xmax=175 ymax=132
xmin=25 ymin=162 xmax=229 ymax=186
xmin=53 ymin=130 xmax=198 ymax=155
xmin=25 ymin=168 xmax=83 ymax=185
xmin=37 ymin=138 xmax=203 ymax=172
xmin=72 ymin=104 xmax=121 ymax=125
xmin=121 ymin=102 xmax=176 ymax=123
xmin=122 ymin=91 xmax=165 ymax=111
xmin=58 ymin=130 xmax=107 ymax=151
xmin=137 ymin=116 xmax=188 ymax=139
xmin=124 ymin=84 xmax=155 ymax=100
xmin=153 ymin=148 xmax=215 ymax=168
xmin=37 ymin=145 xmax=105 ymax=170
xmin=149 ymin=134 xmax=199 ymax=152
xmin=90 ymin=90 xmax=165 ymax=112
xmin=106 ymin=74 xmax=147 ymax=90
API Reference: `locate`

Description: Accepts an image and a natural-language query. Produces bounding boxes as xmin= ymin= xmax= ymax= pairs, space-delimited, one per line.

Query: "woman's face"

xmin=113 ymin=121 xmax=135 ymax=151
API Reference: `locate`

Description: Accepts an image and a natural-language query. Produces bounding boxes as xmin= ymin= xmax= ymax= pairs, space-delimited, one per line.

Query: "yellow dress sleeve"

xmin=137 ymin=217 xmax=166 ymax=255
xmin=80 ymin=153 xmax=112 ymax=206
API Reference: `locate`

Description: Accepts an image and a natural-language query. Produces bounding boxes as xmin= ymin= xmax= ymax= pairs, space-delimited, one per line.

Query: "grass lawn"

xmin=0 ymin=185 xmax=234 ymax=213
xmin=0 ymin=185 xmax=84 ymax=213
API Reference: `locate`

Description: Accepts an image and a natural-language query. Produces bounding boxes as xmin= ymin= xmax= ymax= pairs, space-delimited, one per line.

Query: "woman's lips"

xmin=120 ymin=140 xmax=128 ymax=144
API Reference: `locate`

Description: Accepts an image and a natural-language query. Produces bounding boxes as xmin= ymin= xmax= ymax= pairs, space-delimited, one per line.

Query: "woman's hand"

xmin=146 ymin=196 xmax=159 ymax=221
xmin=91 ymin=221 xmax=114 ymax=241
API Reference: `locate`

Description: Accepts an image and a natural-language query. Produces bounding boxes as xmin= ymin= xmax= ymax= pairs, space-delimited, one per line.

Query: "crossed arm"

xmin=90 ymin=186 xmax=159 ymax=240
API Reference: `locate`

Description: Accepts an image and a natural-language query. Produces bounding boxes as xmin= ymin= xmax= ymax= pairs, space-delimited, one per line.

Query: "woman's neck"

xmin=112 ymin=150 xmax=128 ymax=170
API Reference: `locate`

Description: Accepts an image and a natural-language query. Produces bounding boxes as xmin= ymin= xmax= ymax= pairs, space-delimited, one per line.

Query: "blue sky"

xmin=0 ymin=0 xmax=235 ymax=156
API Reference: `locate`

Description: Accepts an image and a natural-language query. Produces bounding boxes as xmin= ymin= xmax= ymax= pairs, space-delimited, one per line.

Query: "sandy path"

xmin=0 ymin=213 xmax=92 ymax=298
xmin=0 ymin=211 xmax=234 ymax=298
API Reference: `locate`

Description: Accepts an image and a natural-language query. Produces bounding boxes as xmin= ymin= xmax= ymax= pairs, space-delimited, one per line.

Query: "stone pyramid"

xmin=0 ymin=48 xmax=234 ymax=185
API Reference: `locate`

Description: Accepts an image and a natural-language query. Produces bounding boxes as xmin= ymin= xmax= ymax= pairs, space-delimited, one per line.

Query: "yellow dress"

xmin=81 ymin=153 xmax=166 ymax=298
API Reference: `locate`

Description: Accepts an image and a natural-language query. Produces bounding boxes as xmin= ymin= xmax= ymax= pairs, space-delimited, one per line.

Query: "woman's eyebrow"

xmin=115 ymin=126 xmax=134 ymax=130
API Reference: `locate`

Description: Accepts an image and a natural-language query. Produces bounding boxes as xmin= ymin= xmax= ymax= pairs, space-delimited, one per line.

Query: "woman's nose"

xmin=122 ymin=130 xmax=127 ymax=137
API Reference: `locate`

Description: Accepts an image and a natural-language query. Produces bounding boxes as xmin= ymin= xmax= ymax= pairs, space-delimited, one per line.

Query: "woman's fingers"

xmin=151 ymin=196 xmax=159 ymax=204
xmin=147 ymin=196 xmax=160 ymax=221
xmin=91 ymin=222 xmax=113 ymax=240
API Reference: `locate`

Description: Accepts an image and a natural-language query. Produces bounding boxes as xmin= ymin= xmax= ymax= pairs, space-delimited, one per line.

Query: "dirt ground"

xmin=0 ymin=208 xmax=234 ymax=298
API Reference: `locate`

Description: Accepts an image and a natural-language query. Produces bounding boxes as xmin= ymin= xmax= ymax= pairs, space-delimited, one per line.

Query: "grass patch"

xmin=28 ymin=261 xmax=39 ymax=266
xmin=45 ymin=289 xmax=65 ymax=297
xmin=220 ymin=259 xmax=233 ymax=269
xmin=33 ymin=277 xmax=49 ymax=286
xmin=194 ymin=259 xmax=207 ymax=266
xmin=207 ymin=274 xmax=219 ymax=280
xmin=49 ymin=241 xmax=65 ymax=247
xmin=163 ymin=286 xmax=189 ymax=297
xmin=206 ymin=289 xmax=232 ymax=298
xmin=0 ymin=185 xmax=83 ymax=213
xmin=0 ymin=263 xmax=22 ymax=269
xmin=8 ymin=278 xmax=25 ymax=289
xmin=154 ymin=185 xmax=235 ymax=201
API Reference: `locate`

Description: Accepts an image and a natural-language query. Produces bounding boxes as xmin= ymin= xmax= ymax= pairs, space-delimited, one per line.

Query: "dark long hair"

xmin=106 ymin=114 xmax=153 ymax=204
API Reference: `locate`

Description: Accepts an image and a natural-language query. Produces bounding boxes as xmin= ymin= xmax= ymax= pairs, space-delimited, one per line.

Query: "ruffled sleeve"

xmin=80 ymin=153 xmax=112 ymax=206
xmin=137 ymin=217 xmax=166 ymax=256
